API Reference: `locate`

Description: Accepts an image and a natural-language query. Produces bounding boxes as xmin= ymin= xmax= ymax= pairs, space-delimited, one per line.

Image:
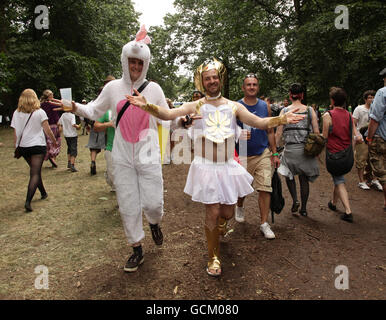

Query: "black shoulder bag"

xmin=325 ymin=111 xmax=354 ymax=176
xmin=115 ymin=81 xmax=150 ymax=127
xmin=270 ymin=168 xmax=285 ymax=223
xmin=14 ymin=112 xmax=33 ymax=159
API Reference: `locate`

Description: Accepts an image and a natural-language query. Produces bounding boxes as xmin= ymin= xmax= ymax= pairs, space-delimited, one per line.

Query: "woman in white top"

xmin=11 ymin=89 xmax=57 ymax=212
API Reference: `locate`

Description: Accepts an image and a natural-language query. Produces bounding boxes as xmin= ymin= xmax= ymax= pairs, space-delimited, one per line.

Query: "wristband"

xmin=268 ymin=114 xmax=287 ymax=128
xmin=366 ymin=137 xmax=373 ymax=143
xmin=272 ymin=153 xmax=279 ymax=157
xmin=143 ymin=102 xmax=160 ymax=117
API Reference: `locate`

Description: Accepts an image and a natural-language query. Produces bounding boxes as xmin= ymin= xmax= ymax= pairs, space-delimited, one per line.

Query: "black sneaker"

xmin=328 ymin=201 xmax=337 ymax=211
xmin=149 ymin=223 xmax=163 ymax=246
xmin=67 ymin=161 xmax=71 ymax=169
xmin=341 ymin=213 xmax=353 ymax=223
xmin=90 ymin=162 xmax=96 ymax=175
xmin=70 ymin=165 xmax=78 ymax=172
xmin=124 ymin=250 xmax=144 ymax=272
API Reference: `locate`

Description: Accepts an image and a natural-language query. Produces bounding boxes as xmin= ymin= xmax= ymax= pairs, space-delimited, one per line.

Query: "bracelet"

xmin=366 ymin=137 xmax=373 ymax=142
xmin=143 ymin=102 xmax=160 ymax=117
xmin=267 ymin=114 xmax=287 ymax=128
xmin=272 ymin=153 xmax=279 ymax=157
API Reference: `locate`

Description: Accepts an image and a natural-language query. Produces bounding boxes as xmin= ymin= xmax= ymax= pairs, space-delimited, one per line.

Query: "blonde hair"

xmin=18 ymin=89 xmax=41 ymax=113
xmin=40 ymin=89 xmax=53 ymax=102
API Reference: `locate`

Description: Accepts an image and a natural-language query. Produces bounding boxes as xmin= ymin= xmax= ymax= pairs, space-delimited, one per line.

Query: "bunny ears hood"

xmin=121 ymin=25 xmax=151 ymax=85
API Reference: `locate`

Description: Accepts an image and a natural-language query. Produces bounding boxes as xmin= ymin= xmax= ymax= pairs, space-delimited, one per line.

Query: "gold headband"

xmin=194 ymin=58 xmax=227 ymax=93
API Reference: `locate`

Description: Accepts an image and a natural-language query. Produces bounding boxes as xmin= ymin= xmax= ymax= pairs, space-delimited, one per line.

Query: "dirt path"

xmin=0 ymin=128 xmax=385 ymax=300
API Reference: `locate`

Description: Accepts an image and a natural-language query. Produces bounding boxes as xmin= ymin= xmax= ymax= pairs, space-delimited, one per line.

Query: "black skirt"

xmin=19 ymin=145 xmax=47 ymax=158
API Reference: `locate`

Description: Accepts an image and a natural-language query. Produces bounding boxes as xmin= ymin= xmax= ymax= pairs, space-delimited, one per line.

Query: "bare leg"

xmin=357 ymin=168 xmax=365 ymax=183
xmin=258 ymin=191 xmax=270 ymax=224
xmin=205 ymin=204 xmax=222 ymax=276
xmin=335 ymin=183 xmax=352 ymax=214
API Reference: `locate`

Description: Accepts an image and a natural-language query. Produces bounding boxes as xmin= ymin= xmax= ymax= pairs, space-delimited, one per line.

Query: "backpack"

xmin=304 ymin=107 xmax=326 ymax=157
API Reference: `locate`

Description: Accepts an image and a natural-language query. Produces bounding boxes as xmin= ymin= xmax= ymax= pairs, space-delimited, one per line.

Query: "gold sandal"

xmin=205 ymin=225 xmax=221 ymax=277
xmin=206 ymin=256 xmax=221 ymax=277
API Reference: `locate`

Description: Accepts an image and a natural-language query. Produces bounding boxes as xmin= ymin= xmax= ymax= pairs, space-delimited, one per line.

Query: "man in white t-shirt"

xmin=353 ymin=90 xmax=382 ymax=191
xmin=58 ymin=111 xmax=80 ymax=172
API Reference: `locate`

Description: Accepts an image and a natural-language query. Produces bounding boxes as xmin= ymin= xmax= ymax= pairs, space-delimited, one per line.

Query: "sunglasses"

xmin=244 ymin=73 xmax=258 ymax=80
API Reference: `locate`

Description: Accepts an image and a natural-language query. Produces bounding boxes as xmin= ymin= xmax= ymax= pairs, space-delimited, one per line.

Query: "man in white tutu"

xmin=127 ymin=58 xmax=304 ymax=277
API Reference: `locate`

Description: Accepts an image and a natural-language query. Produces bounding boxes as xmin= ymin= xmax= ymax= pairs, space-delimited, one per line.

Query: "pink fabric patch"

xmin=116 ymin=99 xmax=150 ymax=143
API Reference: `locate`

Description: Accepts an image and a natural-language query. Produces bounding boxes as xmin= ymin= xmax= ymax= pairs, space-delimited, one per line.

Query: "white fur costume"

xmin=75 ymin=27 xmax=169 ymax=244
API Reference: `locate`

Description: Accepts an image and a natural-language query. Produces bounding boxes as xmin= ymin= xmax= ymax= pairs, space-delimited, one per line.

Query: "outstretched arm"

xmin=236 ymin=103 xmax=305 ymax=130
xmin=126 ymin=88 xmax=196 ymax=120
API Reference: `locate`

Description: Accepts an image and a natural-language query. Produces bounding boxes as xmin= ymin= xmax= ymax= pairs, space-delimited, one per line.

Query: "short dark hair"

xmin=329 ymin=87 xmax=347 ymax=108
xmin=289 ymin=83 xmax=304 ymax=101
xmin=193 ymin=90 xmax=204 ymax=97
xmin=363 ymin=90 xmax=376 ymax=101
xmin=243 ymin=73 xmax=258 ymax=81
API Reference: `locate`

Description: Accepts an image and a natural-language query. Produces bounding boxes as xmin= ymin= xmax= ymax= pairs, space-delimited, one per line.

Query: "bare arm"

xmin=42 ymin=120 xmax=57 ymax=147
xmin=274 ymin=108 xmax=285 ymax=146
xmin=126 ymin=89 xmax=196 ymax=120
xmin=322 ymin=113 xmax=331 ymax=139
xmin=266 ymin=103 xmax=280 ymax=168
xmin=351 ymin=117 xmax=362 ymax=143
xmin=310 ymin=108 xmax=320 ymax=134
xmin=236 ymin=103 xmax=305 ymax=130
xmin=367 ymin=118 xmax=379 ymax=141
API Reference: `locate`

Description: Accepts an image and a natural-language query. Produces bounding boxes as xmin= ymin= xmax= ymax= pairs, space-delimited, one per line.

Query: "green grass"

xmin=0 ymin=127 xmax=125 ymax=299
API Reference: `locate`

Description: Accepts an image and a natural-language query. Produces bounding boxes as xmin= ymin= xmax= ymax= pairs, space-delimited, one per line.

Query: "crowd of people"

xmin=9 ymin=25 xmax=386 ymax=277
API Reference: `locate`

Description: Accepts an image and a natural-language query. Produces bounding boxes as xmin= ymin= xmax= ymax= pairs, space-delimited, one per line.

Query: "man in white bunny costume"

xmin=71 ymin=26 xmax=169 ymax=272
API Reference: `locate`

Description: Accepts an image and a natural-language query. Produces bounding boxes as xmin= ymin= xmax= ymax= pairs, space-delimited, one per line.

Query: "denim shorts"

xmin=332 ymin=174 xmax=345 ymax=185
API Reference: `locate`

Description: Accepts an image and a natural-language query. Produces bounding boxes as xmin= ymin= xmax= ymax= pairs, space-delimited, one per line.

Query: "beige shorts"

xmin=354 ymin=142 xmax=369 ymax=169
xmin=240 ymin=148 xmax=274 ymax=193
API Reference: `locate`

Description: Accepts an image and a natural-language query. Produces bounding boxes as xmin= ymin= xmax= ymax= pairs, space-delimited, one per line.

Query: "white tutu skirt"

xmin=184 ymin=157 xmax=254 ymax=205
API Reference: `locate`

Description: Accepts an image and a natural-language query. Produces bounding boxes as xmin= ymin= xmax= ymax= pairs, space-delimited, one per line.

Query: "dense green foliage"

xmin=153 ymin=0 xmax=386 ymax=105
xmin=0 ymin=0 xmax=138 ymax=115
xmin=1 ymin=0 xmax=385 ymax=117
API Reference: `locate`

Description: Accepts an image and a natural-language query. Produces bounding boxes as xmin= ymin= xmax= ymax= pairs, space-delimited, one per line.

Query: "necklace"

xmin=205 ymin=92 xmax=222 ymax=101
